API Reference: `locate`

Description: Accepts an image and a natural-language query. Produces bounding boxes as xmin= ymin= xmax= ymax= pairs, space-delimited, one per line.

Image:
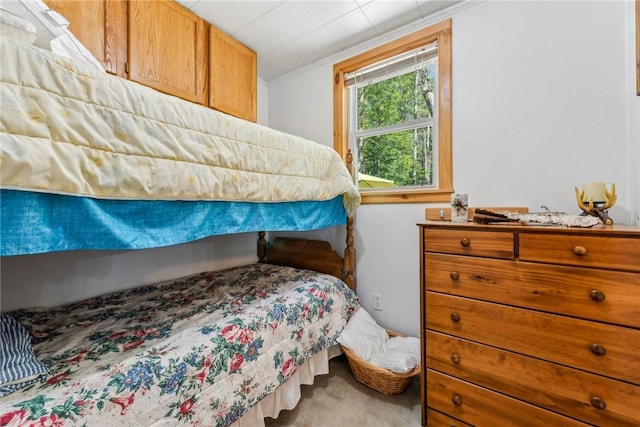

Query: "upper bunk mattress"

xmin=0 ymin=38 xmax=360 ymax=216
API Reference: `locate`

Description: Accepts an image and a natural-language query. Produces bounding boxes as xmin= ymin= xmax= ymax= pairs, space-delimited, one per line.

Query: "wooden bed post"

xmin=257 ymin=231 xmax=267 ymax=262
xmin=343 ymin=149 xmax=356 ymax=290
xmin=344 ymin=216 xmax=356 ymax=290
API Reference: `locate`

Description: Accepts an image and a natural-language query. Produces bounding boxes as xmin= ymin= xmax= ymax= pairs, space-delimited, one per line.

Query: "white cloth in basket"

xmin=337 ymin=307 xmax=420 ymax=373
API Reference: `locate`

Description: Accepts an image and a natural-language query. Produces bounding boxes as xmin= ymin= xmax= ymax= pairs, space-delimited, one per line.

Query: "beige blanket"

xmin=0 ymin=38 xmax=360 ymax=216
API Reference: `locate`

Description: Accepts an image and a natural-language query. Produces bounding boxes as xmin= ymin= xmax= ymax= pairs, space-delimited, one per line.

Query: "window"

xmin=333 ymin=20 xmax=452 ymax=204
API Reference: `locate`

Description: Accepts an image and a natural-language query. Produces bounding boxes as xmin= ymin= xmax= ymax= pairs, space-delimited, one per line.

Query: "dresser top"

xmin=418 ymin=221 xmax=640 ymax=237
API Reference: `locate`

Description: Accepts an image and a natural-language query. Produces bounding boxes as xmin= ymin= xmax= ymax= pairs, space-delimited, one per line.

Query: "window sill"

xmin=359 ymin=188 xmax=453 ymax=204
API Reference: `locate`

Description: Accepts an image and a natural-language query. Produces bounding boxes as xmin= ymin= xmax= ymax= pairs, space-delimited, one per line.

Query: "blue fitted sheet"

xmin=0 ymin=190 xmax=347 ymax=256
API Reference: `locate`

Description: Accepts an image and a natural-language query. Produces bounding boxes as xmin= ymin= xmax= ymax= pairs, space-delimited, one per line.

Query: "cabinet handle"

xmin=460 ymin=237 xmax=470 ymax=247
xmin=450 ymin=312 xmax=461 ymax=322
xmin=573 ymin=245 xmax=587 ymax=256
xmin=590 ymin=344 xmax=606 ymax=356
xmin=589 ymin=289 xmax=606 ymax=302
xmin=452 ymin=394 xmax=462 ymax=406
xmin=450 ymin=271 xmax=460 ymax=280
xmin=451 ymin=353 xmax=461 ymax=364
xmin=590 ymin=396 xmax=606 ymax=410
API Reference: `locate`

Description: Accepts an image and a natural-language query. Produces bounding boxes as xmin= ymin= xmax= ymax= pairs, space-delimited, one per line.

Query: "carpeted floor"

xmin=264 ymin=355 xmax=422 ymax=427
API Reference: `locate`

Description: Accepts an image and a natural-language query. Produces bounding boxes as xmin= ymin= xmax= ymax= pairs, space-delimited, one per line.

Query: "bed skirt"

xmin=234 ymin=346 xmax=341 ymax=427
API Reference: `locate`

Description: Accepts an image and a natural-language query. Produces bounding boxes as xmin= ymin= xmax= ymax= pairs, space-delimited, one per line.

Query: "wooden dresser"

xmin=418 ymin=221 xmax=640 ymax=426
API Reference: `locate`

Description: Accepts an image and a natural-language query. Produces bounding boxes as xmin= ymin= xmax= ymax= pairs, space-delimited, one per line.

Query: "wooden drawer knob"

xmin=452 ymin=394 xmax=462 ymax=406
xmin=449 ymin=271 xmax=460 ymax=280
xmin=460 ymin=237 xmax=470 ymax=247
xmin=590 ymin=344 xmax=606 ymax=356
xmin=450 ymin=312 xmax=461 ymax=322
xmin=590 ymin=396 xmax=606 ymax=410
xmin=589 ymin=289 xmax=606 ymax=302
xmin=573 ymin=245 xmax=588 ymax=256
xmin=451 ymin=353 xmax=461 ymax=364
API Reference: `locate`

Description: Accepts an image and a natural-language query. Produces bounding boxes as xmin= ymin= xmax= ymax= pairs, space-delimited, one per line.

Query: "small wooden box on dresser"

xmin=418 ymin=221 xmax=640 ymax=427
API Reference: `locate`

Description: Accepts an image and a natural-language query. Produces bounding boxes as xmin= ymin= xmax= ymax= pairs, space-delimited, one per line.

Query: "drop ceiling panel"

xmin=360 ymin=1 xmax=424 ymax=35
xmin=243 ymin=1 xmax=361 ymax=54
xmin=319 ymin=10 xmax=378 ymax=51
xmin=256 ymin=9 xmax=375 ymax=79
xmin=185 ymin=1 xmax=285 ymax=36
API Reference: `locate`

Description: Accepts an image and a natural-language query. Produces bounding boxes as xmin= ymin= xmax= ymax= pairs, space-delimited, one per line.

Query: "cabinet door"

xmin=128 ymin=0 xmax=207 ymax=105
xmin=209 ymin=25 xmax=257 ymax=122
xmin=44 ymin=0 xmax=127 ymax=77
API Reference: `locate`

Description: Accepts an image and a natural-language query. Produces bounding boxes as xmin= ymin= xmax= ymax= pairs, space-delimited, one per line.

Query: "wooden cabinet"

xmin=45 ymin=0 xmax=257 ymax=119
xmin=128 ymin=0 xmax=207 ymax=105
xmin=44 ymin=0 xmax=127 ymax=77
xmin=419 ymin=222 xmax=640 ymax=426
xmin=209 ymin=25 xmax=257 ymax=122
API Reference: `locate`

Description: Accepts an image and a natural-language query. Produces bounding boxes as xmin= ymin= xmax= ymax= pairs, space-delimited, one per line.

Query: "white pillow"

xmin=0 ymin=0 xmax=104 ymax=72
xmin=0 ymin=5 xmax=38 ymax=44
xmin=337 ymin=307 xmax=389 ymax=362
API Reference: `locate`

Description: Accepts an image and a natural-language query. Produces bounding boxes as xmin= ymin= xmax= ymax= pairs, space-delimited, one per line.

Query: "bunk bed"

xmin=0 ymin=11 xmax=361 ymax=426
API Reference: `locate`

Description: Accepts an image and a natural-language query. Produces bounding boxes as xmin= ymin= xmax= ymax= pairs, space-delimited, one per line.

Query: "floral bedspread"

xmin=0 ymin=264 xmax=359 ymax=426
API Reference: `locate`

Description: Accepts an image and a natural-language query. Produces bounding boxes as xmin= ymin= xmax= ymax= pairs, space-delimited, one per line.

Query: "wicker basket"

xmin=340 ymin=330 xmax=421 ymax=395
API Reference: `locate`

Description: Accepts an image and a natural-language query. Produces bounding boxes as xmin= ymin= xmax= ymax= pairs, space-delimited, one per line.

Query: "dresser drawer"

xmin=423 ymin=228 xmax=514 ymax=259
xmin=519 ymin=233 xmax=640 ymax=271
xmin=425 ymin=253 xmax=640 ymax=328
xmin=426 ymin=408 xmax=471 ymax=427
xmin=426 ymin=331 xmax=640 ymax=426
xmin=426 ymin=292 xmax=640 ymax=384
xmin=426 ymin=369 xmax=589 ymax=427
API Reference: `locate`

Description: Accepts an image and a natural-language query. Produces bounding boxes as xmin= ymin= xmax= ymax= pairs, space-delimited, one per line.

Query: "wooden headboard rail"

xmin=257 ymin=220 xmax=356 ymax=291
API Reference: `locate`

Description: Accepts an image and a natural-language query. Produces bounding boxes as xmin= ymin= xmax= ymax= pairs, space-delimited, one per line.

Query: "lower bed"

xmin=0 ymin=263 xmax=359 ymax=426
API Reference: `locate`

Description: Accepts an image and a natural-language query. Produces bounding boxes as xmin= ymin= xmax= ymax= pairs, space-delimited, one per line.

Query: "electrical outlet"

xmin=373 ymin=293 xmax=383 ymax=311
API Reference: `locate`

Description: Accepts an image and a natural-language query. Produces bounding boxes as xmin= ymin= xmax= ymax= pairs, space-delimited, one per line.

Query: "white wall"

xmin=267 ymin=0 xmax=640 ymax=337
xmin=0 ymin=234 xmax=259 ymax=311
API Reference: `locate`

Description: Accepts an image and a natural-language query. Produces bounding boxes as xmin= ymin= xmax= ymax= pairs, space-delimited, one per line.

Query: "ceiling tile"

xmin=258 ymin=6 xmax=375 ymax=80
xmin=232 ymin=14 xmax=295 ymax=55
xmin=316 ymin=8 xmax=377 ymax=51
xmin=360 ymin=0 xmax=423 ymax=35
xmin=189 ymin=1 xmax=285 ymax=35
xmin=247 ymin=1 xmax=361 ymax=52
xmin=258 ymin=44 xmax=316 ymax=81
